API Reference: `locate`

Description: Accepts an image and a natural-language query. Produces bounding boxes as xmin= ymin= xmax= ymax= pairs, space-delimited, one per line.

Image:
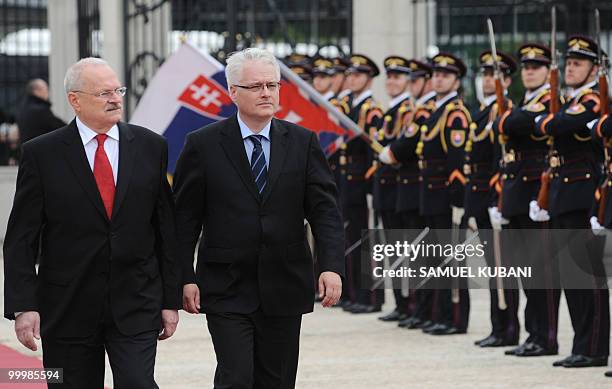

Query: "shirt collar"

xmin=435 ymin=91 xmax=458 ymax=109
xmin=524 ymin=83 xmax=550 ymax=102
xmin=416 ymin=90 xmax=436 ymax=107
xmin=322 ymin=90 xmax=335 ymax=101
xmin=338 ymin=89 xmax=352 ymax=99
xmin=388 ymin=91 xmax=411 ymax=109
xmin=482 ymin=94 xmax=497 ymax=107
xmin=237 ymin=113 xmax=271 ymax=141
xmin=568 ymin=80 xmax=597 ymax=100
xmin=352 ymin=90 xmax=373 ymax=107
xmin=76 ymin=117 xmax=119 ymax=145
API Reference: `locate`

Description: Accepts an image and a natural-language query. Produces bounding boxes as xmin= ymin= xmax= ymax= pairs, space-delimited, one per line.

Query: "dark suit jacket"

xmin=3 ymin=119 xmax=181 ymax=337
xmin=16 ymin=95 xmax=66 ymax=143
xmin=173 ymin=115 xmax=344 ymax=316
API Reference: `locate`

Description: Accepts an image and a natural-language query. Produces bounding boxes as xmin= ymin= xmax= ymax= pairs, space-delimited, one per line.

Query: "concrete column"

xmin=100 ymin=0 xmax=125 ymax=85
xmin=47 ymin=0 xmax=79 ymax=122
xmin=353 ymin=0 xmax=435 ymax=106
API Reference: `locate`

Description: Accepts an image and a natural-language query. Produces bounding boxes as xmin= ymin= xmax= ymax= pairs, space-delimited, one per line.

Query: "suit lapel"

xmin=111 ymin=122 xmax=135 ymax=219
xmin=61 ymin=120 xmax=108 ymax=221
xmin=262 ymin=119 xmax=289 ymax=204
xmin=219 ymin=116 xmax=261 ymax=202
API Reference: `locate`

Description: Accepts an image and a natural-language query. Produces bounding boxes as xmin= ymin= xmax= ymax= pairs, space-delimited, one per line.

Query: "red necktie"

xmin=93 ymin=134 xmax=115 ymax=219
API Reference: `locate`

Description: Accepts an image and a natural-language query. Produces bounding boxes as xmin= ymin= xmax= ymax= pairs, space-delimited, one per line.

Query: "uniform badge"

xmin=450 ymin=130 xmax=465 ymax=148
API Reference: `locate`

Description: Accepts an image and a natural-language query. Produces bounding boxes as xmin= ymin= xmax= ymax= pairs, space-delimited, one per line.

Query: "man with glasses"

xmin=3 ymin=57 xmax=181 ymax=387
xmin=175 ymin=47 xmax=344 ymax=389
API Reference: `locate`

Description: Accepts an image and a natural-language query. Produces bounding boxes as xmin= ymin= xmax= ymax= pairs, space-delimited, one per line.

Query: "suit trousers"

xmin=206 ymin=310 xmax=302 ymax=389
xmin=42 ymin=294 xmax=158 ymax=389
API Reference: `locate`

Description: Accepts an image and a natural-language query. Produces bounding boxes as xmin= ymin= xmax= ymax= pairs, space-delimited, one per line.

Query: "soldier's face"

xmin=313 ymin=74 xmax=332 ymax=94
xmin=564 ymin=57 xmax=597 ymax=88
xmin=481 ymin=70 xmax=496 ymax=96
xmin=520 ymin=63 xmax=548 ymax=90
xmin=385 ymin=72 xmax=409 ymax=98
xmin=347 ymin=72 xmax=370 ymax=93
xmin=331 ymin=73 xmax=345 ymax=93
xmin=432 ymin=71 xmax=459 ymax=94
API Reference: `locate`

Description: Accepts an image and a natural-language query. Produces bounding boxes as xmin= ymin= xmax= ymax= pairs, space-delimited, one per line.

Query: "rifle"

xmin=596 ymin=8 xmax=610 ymax=224
xmin=486 ymin=18 xmax=507 ymax=311
xmin=536 ymin=6 xmax=559 ymax=211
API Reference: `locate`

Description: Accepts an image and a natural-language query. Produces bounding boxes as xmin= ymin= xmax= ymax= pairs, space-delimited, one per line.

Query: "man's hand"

xmin=183 ymin=283 xmax=200 ymax=313
xmin=159 ymin=309 xmax=179 ymax=340
xmin=378 ymin=146 xmax=397 ymax=165
xmin=318 ymin=271 xmax=342 ymax=308
xmin=15 ymin=311 xmax=40 ymax=351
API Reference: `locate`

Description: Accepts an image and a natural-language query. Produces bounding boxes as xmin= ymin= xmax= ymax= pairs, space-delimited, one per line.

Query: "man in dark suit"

xmin=174 ymin=48 xmax=344 ymax=389
xmin=16 ymin=78 xmax=66 ymax=144
xmin=3 ymin=58 xmax=181 ymax=388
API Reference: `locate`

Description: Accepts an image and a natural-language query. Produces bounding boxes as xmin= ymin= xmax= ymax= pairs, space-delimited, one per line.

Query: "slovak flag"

xmin=130 ymin=43 xmax=346 ymax=174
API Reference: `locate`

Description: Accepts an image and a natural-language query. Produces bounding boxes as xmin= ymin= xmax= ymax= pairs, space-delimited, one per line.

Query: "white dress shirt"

xmin=76 ymin=117 xmax=119 ymax=184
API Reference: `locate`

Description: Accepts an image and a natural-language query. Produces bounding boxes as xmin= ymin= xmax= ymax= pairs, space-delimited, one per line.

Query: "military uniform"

xmin=417 ymin=53 xmax=471 ymax=335
xmin=284 ymin=53 xmax=313 ymax=82
xmin=467 ymin=50 xmax=520 ymax=347
xmin=536 ymin=36 xmax=609 ymax=368
xmin=387 ymin=60 xmax=436 ymax=328
xmin=374 ymin=56 xmax=414 ymax=322
xmin=493 ymin=44 xmax=561 ymax=357
xmin=339 ymin=54 xmax=385 ymax=313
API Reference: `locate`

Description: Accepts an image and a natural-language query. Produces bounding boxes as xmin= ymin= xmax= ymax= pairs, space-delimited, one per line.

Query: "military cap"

xmin=384 ymin=55 xmax=411 ymax=74
xmin=479 ymin=50 xmax=517 ymax=76
xmin=332 ymin=56 xmax=351 ymax=73
xmin=431 ymin=52 xmax=466 ymax=78
xmin=408 ymin=59 xmax=432 ymax=79
xmin=311 ymin=56 xmax=335 ymax=76
xmin=289 ymin=63 xmax=313 ymax=81
xmin=284 ymin=53 xmax=311 ymax=66
xmin=347 ymin=53 xmax=380 ymax=77
xmin=565 ymin=35 xmax=601 ymax=62
xmin=517 ymin=43 xmax=551 ymax=65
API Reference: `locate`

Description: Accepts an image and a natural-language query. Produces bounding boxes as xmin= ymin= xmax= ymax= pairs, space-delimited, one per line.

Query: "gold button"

xmin=381 ymin=179 xmax=386 ymax=184
xmin=418 ymin=177 xmax=423 ymax=182
xmin=502 ymin=174 xmax=508 ymax=179
xmin=564 ymin=177 xmax=569 ymax=182
xmin=347 ymin=175 xmax=353 ymax=180
xmin=522 ymin=176 xmax=528 ymax=182
xmin=403 ymin=179 xmax=409 ymax=184
xmin=586 ymin=173 xmax=591 ymax=178
xmin=509 ymin=174 xmax=515 ymax=179
xmin=472 ymin=185 xmax=477 ymax=191
xmin=428 ymin=184 xmax=433 ymax=189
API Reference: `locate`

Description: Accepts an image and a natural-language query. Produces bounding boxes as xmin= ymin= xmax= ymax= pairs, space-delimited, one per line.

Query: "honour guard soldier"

xmin=466 ymin=50 xmax=520 ymax=347
xmin=416 ymin=52 xmax=471 ymax=335
xmin=379 ymin=59 xmax=436 ymax=328
xmin=340 ymin=54 xmax=384 ymax=314
xmin=312 ymin=56 xmax=336 ymax=100
xmin=373 ymin=56 xmax=413 ymax=322
xmin=535 ymin=35 xmax=610 ymax=368
xmin=284 ymin=53 xmax=313 ymax=83
xmin=494 ymin=43 xmax=561 ymax=357
xmin=331 ymin=56 xmax=352 ymax=101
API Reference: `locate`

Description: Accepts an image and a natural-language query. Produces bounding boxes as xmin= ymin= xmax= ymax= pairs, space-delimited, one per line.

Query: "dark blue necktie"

xmin=249 ymin=135 xmax=268 ymax=194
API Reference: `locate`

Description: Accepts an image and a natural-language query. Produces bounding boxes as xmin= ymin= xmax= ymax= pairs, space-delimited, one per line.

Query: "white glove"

xmin=488 ymin=206 xmax=509 ymax=230
xmin=529 ymin=200 xmax=550 ymax=222
xmin=590 ymin=216 xmax=606 ymax=236
xmin=452 ymin=206 xmax=465 ymax=226
xmin=378 ymin=146 xmax=396 ymax=165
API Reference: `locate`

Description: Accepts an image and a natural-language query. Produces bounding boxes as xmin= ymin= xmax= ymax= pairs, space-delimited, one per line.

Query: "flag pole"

xmin=277 ymin=60 xmax=383 ymax=153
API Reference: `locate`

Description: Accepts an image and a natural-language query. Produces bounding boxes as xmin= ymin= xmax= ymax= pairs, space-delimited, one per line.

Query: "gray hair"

xmin=225 ymin=48 xmax=280 ymax=86
xmin=64 ymin=57 xmax=111 ymax=93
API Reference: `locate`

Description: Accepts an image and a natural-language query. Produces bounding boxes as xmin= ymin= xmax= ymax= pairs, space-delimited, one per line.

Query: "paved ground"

xmin=1 ymin=262 xmax=611 ymax=388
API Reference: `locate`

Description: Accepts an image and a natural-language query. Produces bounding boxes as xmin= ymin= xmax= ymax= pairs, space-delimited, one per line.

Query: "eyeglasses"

xmin=72 ymin=86 xmax=127 ymax=98
xmin=233 ymin=82 xmax=281 ymax=93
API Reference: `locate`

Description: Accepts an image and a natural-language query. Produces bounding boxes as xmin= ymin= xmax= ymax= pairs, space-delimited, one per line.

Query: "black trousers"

xmin=551 ymin=210 xmax=610 ymax=357
xmin=424 ymin=213 xmax=470 ymax=330
xmin=206 ymin=310 xmax=302 ymax=389
xmin=394 ymin=210 xmax=425 ymax=315
xmin=472 ymin=213 xmax=520 ymax=342
xmin=344 ymin=205 xmax=384 ymax=307
xmin=42 ymin=296 xmax=158 ymax=389
xmin=506 ymin=214 xmax=560 ymax=350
